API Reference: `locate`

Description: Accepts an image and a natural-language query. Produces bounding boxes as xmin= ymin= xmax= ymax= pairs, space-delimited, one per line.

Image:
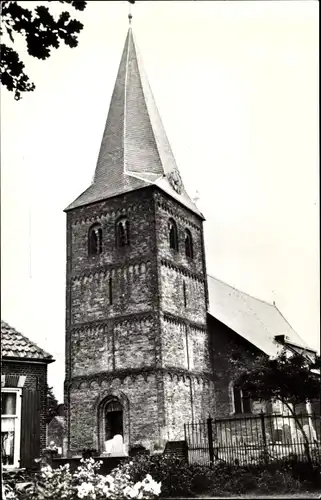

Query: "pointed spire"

xmin=66 ymin=28 xmax=203 ymax=218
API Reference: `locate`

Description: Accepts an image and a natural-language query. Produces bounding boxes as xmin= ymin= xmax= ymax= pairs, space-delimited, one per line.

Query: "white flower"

xmin=77 ymin=482 xmax=96 ymax=499
xmin=151 ymin=480 xmax=162 ymax=496
xmin=6 ymin=493 xmax=17 ymax=500
xmin=141 ymin=476 xmax=162 ymax=496
xmin=124 ymin=485 xmax=139 ymax=498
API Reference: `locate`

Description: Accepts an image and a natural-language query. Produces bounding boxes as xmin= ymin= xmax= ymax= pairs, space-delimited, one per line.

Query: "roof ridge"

xmin=207 ymin=273 xmax=275 ymax=308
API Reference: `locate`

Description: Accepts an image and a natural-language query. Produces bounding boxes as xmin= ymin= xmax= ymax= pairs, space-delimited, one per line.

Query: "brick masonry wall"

xmin=192 ymin=378 xmax=216 ymax=421
xmin=69 ymin=190 xmax=156 ymax=275
xmin=208 ymin=315 xmax=265 ymax=418
xmin=163 ymin=374 xmax=193 ymax=441
xmin=163 ymin=375 xmax=215 ymax=441
xmin=114 ymin=318 xmax=155 ymax=370
xmin=2 ymin=360 xmax=48 ymax=449
xmin=70 ymin=262 xmax=153 ymax=324
xmin=161 ymin=318 xmax=187 ymax=369
xmin=154 ymin=193 xmax=204 ymax=276
xmin=68 ymin=374 xmax=159 ymax=453
xmin=70 ymin=317 xmax=156 ymax=377
xmin=155 ymin=189 xmax=214 ymax=426
xmin=65 ymin=185 xmax=214 ymax=453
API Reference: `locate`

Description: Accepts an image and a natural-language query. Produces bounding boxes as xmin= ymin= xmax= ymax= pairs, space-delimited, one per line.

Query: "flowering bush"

xmin=2 ymin=458 xmax=161 ymax=500
xmin=113 ymin=454 xmax=321 ymax=497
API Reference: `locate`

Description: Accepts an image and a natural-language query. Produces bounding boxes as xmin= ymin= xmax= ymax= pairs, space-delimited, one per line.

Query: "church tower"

xmin=64 ymin=26 xmax=215 ymax=455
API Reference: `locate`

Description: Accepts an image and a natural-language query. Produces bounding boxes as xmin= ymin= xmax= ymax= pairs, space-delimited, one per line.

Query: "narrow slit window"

xmin=183 ymin=281 xmax=187 ymax=308
xmin=109 ymin=277 xmax=113 ymax=305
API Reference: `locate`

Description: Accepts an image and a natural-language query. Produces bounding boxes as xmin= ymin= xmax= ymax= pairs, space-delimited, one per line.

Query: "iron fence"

xmin=184 ymin=412 xmax=321 ymax=466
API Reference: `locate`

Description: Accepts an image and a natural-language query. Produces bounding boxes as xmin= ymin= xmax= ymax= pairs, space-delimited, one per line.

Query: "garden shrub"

xmin=3 ymin=458 xmax=161 ymax=499
xmin=115 ymin=455 xmax=201 ymax=497
xmin=115 ymin=454 xmax=321 ymax=497
xmin=4 ymin=454 xmax=320 ymax=498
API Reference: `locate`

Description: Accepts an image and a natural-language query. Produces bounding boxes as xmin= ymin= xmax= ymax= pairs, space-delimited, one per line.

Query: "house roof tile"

xmin=1 ymin=320 xmax=54 ymax=362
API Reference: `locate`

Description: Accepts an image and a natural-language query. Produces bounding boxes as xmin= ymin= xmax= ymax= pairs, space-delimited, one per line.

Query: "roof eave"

xmin=2 ymin=355 xmax=55 ymax=364
xmin=64 ymin=183 xmax=205 ymax=221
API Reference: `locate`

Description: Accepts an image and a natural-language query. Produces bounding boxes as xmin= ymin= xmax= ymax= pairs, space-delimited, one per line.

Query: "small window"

xmin=116 ymin=218 xmax=130 ymax=247
xmin=168 ymin=218 xmax=178 ymax=251
xmin=184 ymin=229 xmax=193 ymax=259
xmin=183 ymin=281 xmax=187 ymax=308
xmin=109 ymin=277 xmax=113 ymax=305
xmin=1 ymin=389 xmax=21 ymax=468
xmin=232 ymin=384 xmax=252 ymax=414
xmin=88 ymin=224 xmax=103 ymax=256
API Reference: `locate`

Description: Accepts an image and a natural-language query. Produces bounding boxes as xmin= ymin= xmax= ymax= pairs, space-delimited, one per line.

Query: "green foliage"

xmin=46 ymin=385 xmax=59 ymax=424
xmin=4 ymin=455 xmax=320 ymax=498
xmin=0 ymin=1 xmax=86 ymax=100
xmin=119 ymin=455 xmax=195 ymax=497
xmin=0 ymin=1 xmax=136 ymax=100
xmin=115 ymin=454 xmax=321 ymax=497
xmin=236 ymin=348 xmax=320 ymax=409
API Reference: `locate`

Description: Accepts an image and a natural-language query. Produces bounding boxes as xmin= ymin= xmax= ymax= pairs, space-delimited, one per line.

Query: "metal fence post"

xmin=207 ymin=416 xmax=214 ymax=464
xmin=260 ymin=411 xmax=269 ymax=464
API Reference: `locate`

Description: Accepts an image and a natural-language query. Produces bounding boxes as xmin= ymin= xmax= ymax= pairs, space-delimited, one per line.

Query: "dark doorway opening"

xmin=105 ymin=400 xmax=123 ymax=441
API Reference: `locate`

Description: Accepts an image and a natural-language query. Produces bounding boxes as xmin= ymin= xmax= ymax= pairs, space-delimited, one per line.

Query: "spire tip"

xmin=128 ymin=3 xmax=133 ymax=25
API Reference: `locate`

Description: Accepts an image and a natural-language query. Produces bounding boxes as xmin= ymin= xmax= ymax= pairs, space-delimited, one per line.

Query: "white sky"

xmin=1 ymin=1 xmax=319 ymax=403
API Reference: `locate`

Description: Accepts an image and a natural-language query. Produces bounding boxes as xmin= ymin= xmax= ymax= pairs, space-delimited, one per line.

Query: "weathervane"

xmin=128 ymin=2 xmax=133 ymax=25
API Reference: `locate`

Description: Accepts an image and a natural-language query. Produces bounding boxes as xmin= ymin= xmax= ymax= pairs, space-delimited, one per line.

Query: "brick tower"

xmin=64 ymin=27 xmax=215 ymax=455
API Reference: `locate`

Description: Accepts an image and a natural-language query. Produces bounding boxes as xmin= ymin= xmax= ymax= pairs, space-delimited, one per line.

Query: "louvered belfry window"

xmin=168 ymin=218 xmax=178 ymax=251
xmin=116 ymin=218 xmax=130 ymax=247
xmin=184 ymin=229 xmax=193 ymax=259
xmin=88 ymin=224 xmax=103 ymax=256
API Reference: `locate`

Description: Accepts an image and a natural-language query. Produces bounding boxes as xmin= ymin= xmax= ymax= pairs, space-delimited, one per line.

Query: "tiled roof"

xmin=1 ymin=320 xmax=54 ymax=362
xmin=207 ymin=275 xmax=312 ymax=357
xmin=65 ymin=28 xmax=203 ymax=219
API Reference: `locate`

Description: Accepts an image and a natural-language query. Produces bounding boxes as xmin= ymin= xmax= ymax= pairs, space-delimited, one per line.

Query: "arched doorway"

xmin=105 ymin=399 xmax=123 ymax=440
xmin=97 ymin=392 xmax=130 ymax=453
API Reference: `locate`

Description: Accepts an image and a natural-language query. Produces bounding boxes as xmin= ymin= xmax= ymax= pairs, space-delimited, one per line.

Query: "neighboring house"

xmin=1 ymin=320 xmax=54 ymax=469
xmin=207 ymin=275 xmax=319 ymax=418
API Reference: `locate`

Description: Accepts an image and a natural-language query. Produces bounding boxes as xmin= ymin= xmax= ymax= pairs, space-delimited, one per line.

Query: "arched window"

xmin=184 ymin=229 xmax=193 ymax=259
xmin=116 ymin=217 xmax=130 ymax=247
xmin=168 ymin=218 xmax=178 ymax=251
xmin=231 ymin=383 xmax=252 ymax=414
xmin=88 ymin=224 xmax=102 ymax=256
xmin=104 ymin=398 xmax=123 ymax=441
